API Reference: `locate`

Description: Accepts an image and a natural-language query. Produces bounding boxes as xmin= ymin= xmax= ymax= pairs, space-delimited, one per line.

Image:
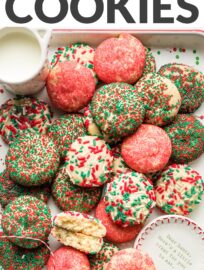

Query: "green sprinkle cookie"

xmin=158 ymin=63 xmax=204 ymax=113
xmin=0 ymin=170 xmax=50 ymax=208
xmin=90 ymin=83 xmax=145 ymax=141
xmin=104 ymin=171 xmax=156 ymax=227
xmin=1 ymin=196 xmax=52 ymax=249
xmin=0 ymin=237 xmax=50 ymax=270
xmin=135 ymin=73 xmax=181 ymax=126
xmin=65 ymin=136 xmax=113 ymax=187
xmin=52 ymin=165 xmax=102 ymax=213
xmin=164 ymin=114 xmax=204 ymax=163
xmin=47 ymin=114 xmax=87 ymax=159
xmin=0 ymin=97 xmax=52 ymax=144
xmin=89 ymin=242 xmax=119 ymax=270
xmin=143 ymin=48 xmax=156 ymax=75
xmin=6 ymin=132 xmax=60 ymax=186
xmin=51 ymin=43 xmax=98 ymax=83
xmin=155 ymin=164 xmax=204 ymax=216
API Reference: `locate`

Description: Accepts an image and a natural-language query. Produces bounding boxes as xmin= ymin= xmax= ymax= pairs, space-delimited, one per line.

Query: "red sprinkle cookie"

xmin=159 ymin=63 xmax=204 ymax=113
xmin=52 ymin=211 xmax=106 ymax=254
xmin=65 ymin=136 xmax=113 ymax=187
xmin=1 ymin=196 xmax=52 ymax=249
xmin=135 ymin=73 xmax=181 ymax=126
xmin=89 ymin=242 xmax=119 ymax=270
xmin=47 ymin=114 xmax=87 ymax=159
xmin=47 ymin=61 xmax=95 ymax=112
xmin=155 ymin=164 xmax=204 ymax=216
xmin=164 ymin=114 xmax=204 ymax=163
xmin=121 ymin=124 xmax=172 ymax=174
xmin=6 ymin=132 xmax=60 ymax=186
xmin=94 ymin=33 xmax=146 ymax=84
xmin=0 ymin=97 xmax=52 ymax=144
xmin=95 ymin=200 xmax=142 ymax=243
xmin=51 ymin=42 xmax=97 ymax=83
xmin=52 ymin=165 xmax=102 ymax=213
xmin=104 ymin=171 xmax=156 ymax=227
xmin=47 ymin=246 xmax=90 ymax=270
xmin=105 ymin=248 xmax=156 ymax=270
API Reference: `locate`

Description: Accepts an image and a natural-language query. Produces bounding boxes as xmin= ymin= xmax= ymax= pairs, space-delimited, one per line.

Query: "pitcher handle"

xmin=33 ymin=29 xmax=52 ymax=49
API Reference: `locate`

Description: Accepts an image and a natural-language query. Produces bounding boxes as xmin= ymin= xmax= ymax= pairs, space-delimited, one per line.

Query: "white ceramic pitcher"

xmin=0 ymin=27 xmax=51 ymax=95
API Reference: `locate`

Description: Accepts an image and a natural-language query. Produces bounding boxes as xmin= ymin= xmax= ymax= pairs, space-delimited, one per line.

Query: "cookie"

xmin=0 ymin=237 xmax=50 ymax=270
xmin=52 ymin=165 xmax=102 ymax=213
xmin=164 ymin=114 xmax=204 ymax=163
xmin=158 ymin=63 xmax=204 ymax=113
xmin=52 ymin=211 xmax=106 ymax=254
xmin=121 ymin=124 xmax=172 ymax=174
xmin=89 ymin=242 xmax=119 ymax=270
xmin=65 ymin=136 xmax=113 ymax=187
xmin=104 ymin=171 xmax=156 ymax=227
xmin=0 ymin=170 xmax=50 ymax=208
xmin=135 ymin=73 xmax=181 ymax=126
xmin=112 ymin=145 xmax=131 ymax=175
xmin=94 ymin=33 xmax=146 ymax=84
xmin=47 ymin=246 xmax=90 ymax=270
xmin=95 ymin=200 xmax=142 ymax=243
xmin=105 ymin=248 xmax=156 ymax=270
xmin=1 ymin=196 xmax=52 ymax=249
xmin=47 ymin=114 xmax=87 ymax=159
xmin=90 ymin=83 xmax=145 ymax=141
xmin=6 ymin=132 xmax=60 ymax=186
xmin=155 ymin=164 xmax=204 ymax=215
xmin=47 ymin=61 xmax=95 ymax=112
xmin=84 ymin=107 xmax=102 ymax=137
xmin=0 ymin=97 xmax=52 ymax=144
xmin=84 ymin=106 xmax=119 ymax=145
xmin=143 ymin=48 xmax=156 ymax=75
xmin=51 ymin=42 xmax=97 ymax=83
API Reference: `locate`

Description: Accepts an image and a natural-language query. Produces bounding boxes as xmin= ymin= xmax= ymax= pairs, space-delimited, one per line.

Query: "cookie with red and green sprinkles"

xmin=164 ymin=114 xmax=204 ymax=163
xmin=6 ymin=132 xmax=60 ymax=186
xmin=84 ymin=107 xmax=103 ymax=138
xmin=0 ymin=170 xmax=50 ymax=208
xmin=0 ymin=237 xmax=50 ymax=270
xmin=143 ymin=48 xmax=156 ymax=75
xmin=104 ymin=171 xmax=156 ymax=227
xmin=47 ymin=114 xmax=87 ymax=159
xmin=155 ymin=164 xmax=204 ymax=216
xmin=65 ymin=136 xmax=113 ymax=187
xmin=52 ymin=165 xmax=102 ymax=213
xmin=90 ymin=83 xmax=145 ymax=141
xmin=89 ymin=242 xmax=119 ymax=270
xmin=112 ymin=145 xmax=131 ymax=176
xmin=135 ymin=73 xmax=181 ymax=126
xmin=51 ymin=43 xmax=98 ymax=83
xmin=0 ymin=97 xmax=52 ymax=144
xmin=1 ymin=196 xmax=52 ymax=249
xmin=158 ymin=63 xmax=204 ymax=113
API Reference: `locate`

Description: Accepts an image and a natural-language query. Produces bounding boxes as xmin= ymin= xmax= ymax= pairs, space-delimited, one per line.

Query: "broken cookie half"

xmin=51 ymin=211 xmax=106 ymax=254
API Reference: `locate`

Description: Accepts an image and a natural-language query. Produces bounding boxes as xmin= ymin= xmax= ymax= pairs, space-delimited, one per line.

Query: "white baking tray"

xmin=0 ymin=30 xmax=204 ymax=263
